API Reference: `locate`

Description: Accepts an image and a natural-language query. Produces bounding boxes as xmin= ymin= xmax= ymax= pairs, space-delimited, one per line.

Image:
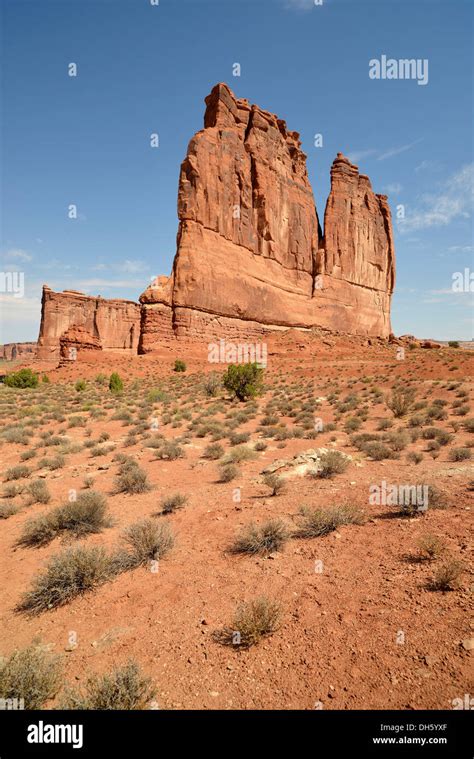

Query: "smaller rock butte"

xmin=36 ymin=83 xmax=396 ymax=360
xmin=0 ymin=342 xmax=36 ymax=361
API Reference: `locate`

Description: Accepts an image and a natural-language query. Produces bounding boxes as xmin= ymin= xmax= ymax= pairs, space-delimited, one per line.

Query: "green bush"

xmin=223 ymin=363 xmax=264 ymax=401
xmin=109 ymin=373 xmax=124 ymax=394
xmin=173 ymin=359 xmax=186 ymax=373
xmin=4 ymin=369 xmax=39 ymax=389
xmin=448 ymin=341 xmax=459 ymax=348
xmin=75 ymin=380 xmax=86 ymax=392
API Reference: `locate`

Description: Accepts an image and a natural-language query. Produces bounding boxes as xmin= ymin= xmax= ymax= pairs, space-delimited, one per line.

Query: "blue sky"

xmin=1 ymin=0 xmax=473 ymax=342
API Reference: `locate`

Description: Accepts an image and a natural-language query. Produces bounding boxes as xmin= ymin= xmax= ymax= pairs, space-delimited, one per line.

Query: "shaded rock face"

xmin=37 ymin=287 xmax=141 ymax=360
xmin=0 ymin=342 xmax=36 ymax=361
xmin=140 ymin=83 xmax=395 ymax=349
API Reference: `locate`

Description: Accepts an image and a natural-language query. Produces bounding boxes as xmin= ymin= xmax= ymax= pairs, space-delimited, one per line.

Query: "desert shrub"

xmin=5 ymin=465 xmax=31 ymax=481
xmin=109 ymin=373 xmax=124 ymax=394
xmin=377 ymin=419 xmax=393 ymax=431
xmin=146 ymin=387 xmax=167 ymax=403
xmin=254 ymin=440 xmax=267 ymax=451
xmin=223 ymin=363 xmax=264 ymax=402
xmin=38 ymin=455 xmax=65 ymax=470
xmin=314 ymin=450 xmax=349 ymax=477
xmin=0 ymin=503 xmax=20 ymax=519
xmin=449 ymin=447 xmax=472 ymax=462
xmin=363 ymin=442 xmax=392 ymax=461
xmin=95 ymin=373 xmax=107 ymax=386
xmin=448 ymin=341 xmax=459 ymax=348
xmin=153 ymin=441 xmax=183 ymax=460
xmin=20 ymin=449 xmax=36 ymax=461
xmin=229 ymin=431 xmax=250 ymax=446
xmin=344 ymin=417 xmax=362 ymax=432
xmin=261 ymin=415 xmax=279 ymax=426
xmin=386 ymin=430 xmax=410 ymax=451
xmin=463 ymin=418 xmax=474 ymax=433
xmin=20 ymin=491 xmax=109 ymax=547
xmin=407 ymin=451 xmax=423 ymax=464
xmin=203 ymin=373 xmax=220 ymax=397
xmin=26 ymin=479 xmax=51 ymax=505
xmin=61 ymin=661 xmax=155 ymax=710
xmin=75 ymin=380 xmax=87 ymax=392
xmin=203 ymin=443 xmax=224 ymax=460
xmin=263 ymin=473 xmax=286 ymax=496
xmin=0 ymin=644 xmax=62 ymax=709
xmin=386 ymin=388 xmax=415 ymax=418
xmin=417 ymin=534 xmax=446 ymax=561
xmin=223 ymin=445 xmax=256 ymax=464
xmin=173 ymin=359 xmax=186 ymax=373
xmin=230 ymin=519 xmax=289 ymax=555
xmin=160 ymin=493 xmax=187 ymax=514
xmin=294 ymin=504 xmax=363 ymax=538
xmin=4 ymin=369 xmax=38 ymax=389
xmin=114 ymin=461 xmax=151 ymax=494
xmin=120 ymin=519 xmax=173 ymax=568
xmin=17 ymin=545 xmax=115 ymax=614
xmin=218 ymin=464 xmax=240 ymax=482
xmin=429 ymin=558 xmax=464 ymax=591
xmin=214 ymin=597 xmax=281 ymax=649
xmin=42 ymin=374 xmax=50 ymax=383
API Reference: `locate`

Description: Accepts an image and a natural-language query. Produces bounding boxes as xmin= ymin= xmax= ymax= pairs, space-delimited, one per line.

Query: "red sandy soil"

xmin=0 ymin=331 xmax=472 ymax=710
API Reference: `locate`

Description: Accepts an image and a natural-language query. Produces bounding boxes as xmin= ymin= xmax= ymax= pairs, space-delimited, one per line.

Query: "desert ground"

xmin=0 ymin=331 xmax=472 ymax=710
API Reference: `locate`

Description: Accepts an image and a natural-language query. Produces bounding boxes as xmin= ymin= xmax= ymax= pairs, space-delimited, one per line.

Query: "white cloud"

xmin=383 ymin=182 xmax=403 ymax=194
xmin=448 ymin=245 xmax=473 ymax=253
xmin=398 ymin=163 xmax=474 ymax=232
xmin=377 ymin=138 xmax=423 ymax=161
xmin=346 ymin=149 xmax=377 ymax=164
xmin=118 ymin=259 xmax=148 ymax=274
xmin=2 ymin=248 xmax=32 ymax=262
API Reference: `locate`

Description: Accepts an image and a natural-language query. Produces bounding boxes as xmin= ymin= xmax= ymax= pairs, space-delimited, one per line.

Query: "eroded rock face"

xmin=37 ymin=84 xmax=396 ymax=357
xmin=37 ymin=286 xmax=141 ymax=360
xmin=0 ymin=342 xmax=36 ymax=361
xmin=140 ymin=83 xmax=395 ymax=346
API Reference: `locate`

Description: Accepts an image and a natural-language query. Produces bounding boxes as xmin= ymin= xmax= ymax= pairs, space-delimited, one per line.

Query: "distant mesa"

xmin=36 ymin=83 xmax=396 ymax=361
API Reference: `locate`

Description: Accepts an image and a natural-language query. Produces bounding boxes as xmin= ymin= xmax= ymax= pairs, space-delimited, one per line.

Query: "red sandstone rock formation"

xmin=0 ymin=342 xmax=36 ymax=361
xmin=37 ymin=84 xmax=396 ymax=357
xmin=37 ymin=286 xmax=141 ymax=360
xmin=139 ymin=83 xmax=395 ymax=349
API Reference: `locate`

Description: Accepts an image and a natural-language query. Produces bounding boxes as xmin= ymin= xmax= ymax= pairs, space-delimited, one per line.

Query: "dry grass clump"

xmin=61 ymin=661 xmax=155 ymax=710
xmin=294 ymin=504 xmax=364 ymax=538
xmin=120 ymin=519 xmax=174 ymax=568
xmin=263 ymin=472 xmax=286 ymax=496
xmin=222 ymin=445 xmax=257 ymax=464
xmin=17 ymin=545 xmax=115 ymax=615
xmin=114 ymin=460 xmax=151 ymax=494
xmin=312 ymin=450 xmax=350 ymax=477
xmin=160 ymin=493 xmax=187 ymax=514
xmin=218 ymin=463 xmax=240 ymax=482
xmin=0 ymin=644 xmax=62 ymax=709
xmin=213 ymin=597 xmax=281 ymax=648
xmin=417 ymin=533 xmax=447 ymax=561
xmin=25 ymin=479 xmax=51 ymax=505
xmin=429 ymin=558 xmax=464 ymax=591
xmin=18 ymin=491 xmax=110 ymax=547
xmin=230 ymin=519 xmax=289 ymax=555
xmin=202 ymin=442 xmax=224 ymax=460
